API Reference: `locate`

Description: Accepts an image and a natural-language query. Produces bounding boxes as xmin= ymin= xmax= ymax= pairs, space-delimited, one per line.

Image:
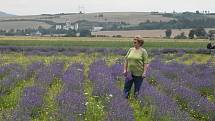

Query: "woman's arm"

xmin=142 ymin=48 xmax=149 ymax=78
xmin=142 ymin=64 xmax=149 ymax=78
xmin=123 ymin=59 xmax=128 ymax=75
xmin=124 ymin=48 xmax=131 ymax=75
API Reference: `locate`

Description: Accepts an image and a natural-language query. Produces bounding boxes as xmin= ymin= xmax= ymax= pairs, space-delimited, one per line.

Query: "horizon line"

xmin=3 ymin=10 xmax=215 ymax=16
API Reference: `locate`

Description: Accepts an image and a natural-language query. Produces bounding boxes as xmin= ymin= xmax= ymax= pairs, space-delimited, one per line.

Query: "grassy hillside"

xmin=1 ymin=12 xmax=215 ymax=34
xmin=0 ymin=12 xmax=174 ymax=30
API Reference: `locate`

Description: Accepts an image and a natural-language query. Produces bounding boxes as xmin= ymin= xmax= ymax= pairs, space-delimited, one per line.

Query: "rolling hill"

xmin=0 ymin=11 xmax=215 ymax=34
xmin=0 ymin=12 xmax=175 ymax=30
xmin=0 ymin=11 xmax=16 ymax=17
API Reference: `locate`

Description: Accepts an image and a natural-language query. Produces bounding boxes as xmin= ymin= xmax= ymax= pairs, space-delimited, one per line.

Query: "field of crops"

xmin=0 ymin=36 xmax=209 ymax=49
xmin=0 ymin=37 xmax=215 ymax=121
xmin=0 ymin=45 xmax=215 ymax=121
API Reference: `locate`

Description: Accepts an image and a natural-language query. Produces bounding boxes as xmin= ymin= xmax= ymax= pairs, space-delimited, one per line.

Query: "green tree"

xmin=79 ymin=30 xmax=91 ymax=37
xmin=189 ymin=30 xmax=195 ymax=39
xmin=165 ymin=29 xmax=172 ymax=38
xmin=194 ymin=28 xmax=207 ymax=37
xmin=174 ymin=32 xmax=187 ymax=39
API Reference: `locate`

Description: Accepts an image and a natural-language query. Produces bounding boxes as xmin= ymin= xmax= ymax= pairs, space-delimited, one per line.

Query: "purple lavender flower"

xmin=49 ymin=61 xmax=65 ymax=79
xmin=106 ymin=96 xmax=135 ymax=121
xmin=20 ymin=86 xmax=45 ymax=111
xmin=35 ymin=66 xmax=54 ymax=88
xmin=62 ymin=63 xmax=84 ymax=93
xmin=57 ymin=91 xmax=86 ymax=120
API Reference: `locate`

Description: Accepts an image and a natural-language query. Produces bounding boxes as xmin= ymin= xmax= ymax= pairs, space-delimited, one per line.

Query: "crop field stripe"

xmin=0 ymin=78 xmax=34 ymax=119
xmin=32 ymin=79 xmax=63 ymax=121
xmin=0 ymin=40 xmax=207 ymax=49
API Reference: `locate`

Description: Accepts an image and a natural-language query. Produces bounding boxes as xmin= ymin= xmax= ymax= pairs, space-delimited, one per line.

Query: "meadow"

xmin=0 ymin=37 xmax=215 ymax=121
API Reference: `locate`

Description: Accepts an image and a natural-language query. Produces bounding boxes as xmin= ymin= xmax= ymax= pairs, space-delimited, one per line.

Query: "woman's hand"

xmin=123 ymin=70 xmax=128 ymax=76
xmin=142 ymin=72 xmax=146 ymax=78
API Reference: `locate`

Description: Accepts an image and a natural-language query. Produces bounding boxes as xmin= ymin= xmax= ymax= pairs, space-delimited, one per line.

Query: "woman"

xmin=123 ymin=36 xmax=149 ymax=99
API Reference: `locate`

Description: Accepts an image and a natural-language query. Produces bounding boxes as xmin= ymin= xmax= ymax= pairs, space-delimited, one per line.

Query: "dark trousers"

xmin=123 ymin=75 xmax=143 ymax=98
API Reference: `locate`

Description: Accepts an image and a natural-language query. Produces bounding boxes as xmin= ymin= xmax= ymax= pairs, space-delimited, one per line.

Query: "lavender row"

xmin=1 ymin=46 xmax=215 ymax=56
xmin=0 ymin=63 xmax=24 ymax=78
xmin=149 ymin=59 xmax=215 ymax=96
xmin=0 ymin=46 xmax=127 ymax=56
xmin=4 ymin=61 xmax=65 ymax=120
xmin=62 ymin=63 xmax=84 ymax=93
xmin=0 ymin=64 xmax=28 ymax=96
xmin=10 ymin=86 xmax=46 ymax=121
xmin=34 ymin=61 xmax=64 ymax=89
xmin=88 ymin=60 xmax=117 ymax=98
xmin=88 ymin=60 xmax=135 ymax=121
xmin=150 ymin=48 xmax=215 ymax=55
xmin=56 ymin=63 xmax=86 ymax=120
xmin=152 ymin=73 xmax=215 ymax=120
xmin=139 ymin=80 xmax=192 ymax=121
xmin=147 ymin=59 xmax=215 ymax=120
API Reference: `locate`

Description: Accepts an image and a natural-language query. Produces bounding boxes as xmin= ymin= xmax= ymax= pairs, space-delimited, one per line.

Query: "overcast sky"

xmin=0 ymin=0 xmax=214 ymax=15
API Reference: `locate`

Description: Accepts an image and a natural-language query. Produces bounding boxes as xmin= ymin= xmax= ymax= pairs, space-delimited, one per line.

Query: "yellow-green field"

xmin=0 ymin=36 xmax=208 ymax=49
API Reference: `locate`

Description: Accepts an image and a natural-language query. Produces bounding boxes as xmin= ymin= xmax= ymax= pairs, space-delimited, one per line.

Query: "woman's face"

xmin=133 ymin=39 xmax=140 ymax=48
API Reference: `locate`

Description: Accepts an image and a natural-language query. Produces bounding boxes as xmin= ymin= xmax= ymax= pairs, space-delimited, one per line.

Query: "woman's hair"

xmin=134 ymin=35 xmax=144 ymax=46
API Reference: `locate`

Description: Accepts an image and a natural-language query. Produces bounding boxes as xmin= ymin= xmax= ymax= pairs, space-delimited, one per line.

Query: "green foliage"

xmin=165 ymin=29 xmax=172 ymax=38
xmin=123 ymin=13 xmax=215 ymax=30
xmin=174 ymin=32 xmax=187 ymax=39
xmin=79 ymin=30 xmax=91 ymax=37
xmin=189 ymin=30 xmax=195 ymax=39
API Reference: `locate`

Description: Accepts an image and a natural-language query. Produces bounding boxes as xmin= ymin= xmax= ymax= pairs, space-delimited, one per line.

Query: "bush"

xmin=79 ymin=30 xmax=91 ymax=37
xmin=174 ymin=32 xmax=187 ymax=39
xmin=113 ymin=35 xmax=122 ymax=38
xmin=165 ymin=29 xmax=172 ymax=38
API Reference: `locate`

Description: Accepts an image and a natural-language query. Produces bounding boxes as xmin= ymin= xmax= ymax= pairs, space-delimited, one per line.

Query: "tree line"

xmin=0 ymin=26 xmax=91 ymax=37
xmin=165 ymin=28 xmax=215 ymax=39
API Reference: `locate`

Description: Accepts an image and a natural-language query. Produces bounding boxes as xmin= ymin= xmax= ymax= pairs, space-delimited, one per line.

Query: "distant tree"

xmin=24 ymin=28 xmax=35 ymax=35
xmin=146 ymin=19 xmax=151 ymax=23
xmin=98 ymin=13 xmax=104 ymax=17
xmin=8 ymin=29 xmax=15 ymax=33
xmin=0 ymin=29 xmax=6 ymax=35
xmin=174 ymin=32 xmax=187 ymax=39
xmin=189 ymin=28 xmax=207 ymax=39
xmin=38 ymin=26 xmax=48 ymax=35
xmin=194 ymin=28 xmax=207 ymax=37
xmin=79 ymin=30 xmax=91 ymax=37
xmin=5 ymin=29 xmax=15 ymax=36
xmin=208 ymin=30 xmax=215 ymax=37
xmin=16 ymin=29 xmax=24 ymax=35
xmin=189 ymin=30 xmax=195 ymax=39
xmin=165 ymin=29 xmax=172 ymax=38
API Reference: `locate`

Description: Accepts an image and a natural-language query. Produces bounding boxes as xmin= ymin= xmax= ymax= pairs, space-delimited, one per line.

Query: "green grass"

xmin=84 ymin=80 xmax=105 ymax=121
xmin=0 ymin=38 xmax=208 ymax=49
xmin=129 ymin=98 xmax=155 ymax=121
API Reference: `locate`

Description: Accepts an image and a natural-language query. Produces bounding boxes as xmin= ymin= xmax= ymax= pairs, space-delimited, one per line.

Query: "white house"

xmin=92 ymin=27 xmax=103 ymax=32
xmin=74 ymin=23 xmax=79 ymax=31
xmin=56 ymin=25 xmax=62 ymax=30
xmin=56 ymin=21 xmax=79 ymax=31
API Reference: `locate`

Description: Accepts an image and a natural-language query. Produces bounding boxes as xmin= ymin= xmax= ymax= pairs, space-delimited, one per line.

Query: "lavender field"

xmin=0 ymin=48 xmax=215 ymax=121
